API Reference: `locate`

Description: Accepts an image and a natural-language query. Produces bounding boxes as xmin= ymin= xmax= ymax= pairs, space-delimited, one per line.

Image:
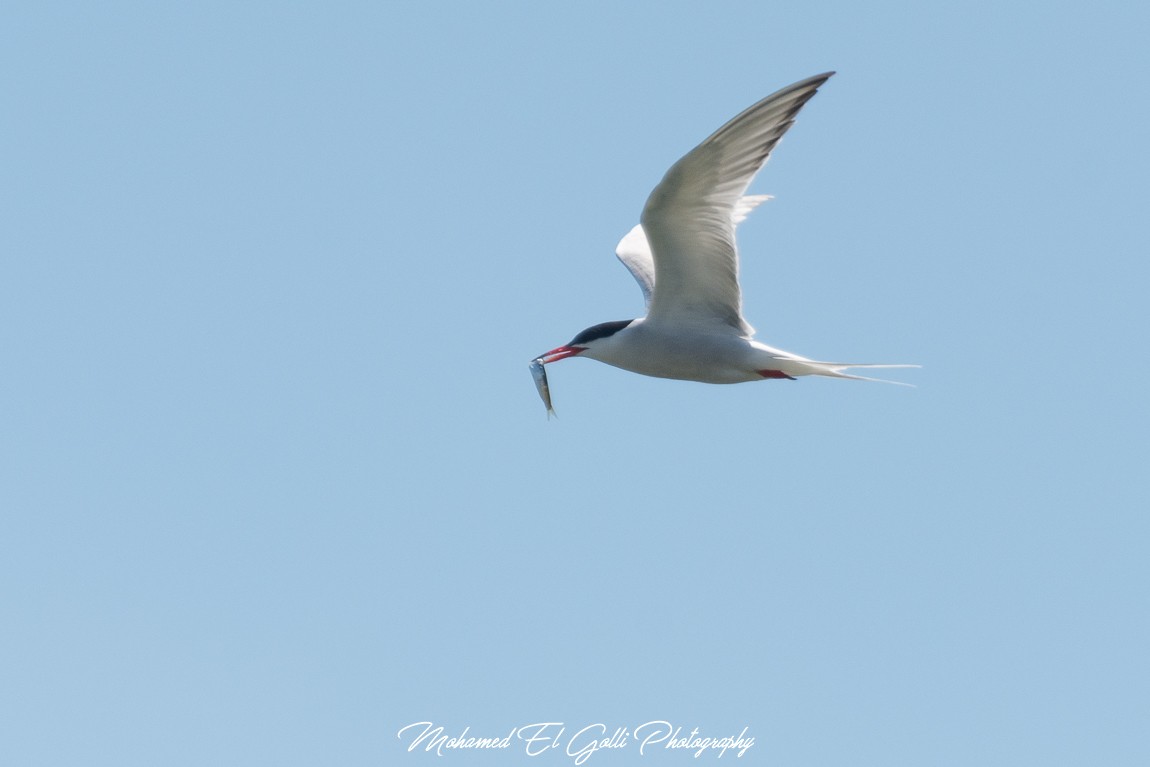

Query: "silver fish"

xmin=529 ymin=357 xmax=556 ymax=419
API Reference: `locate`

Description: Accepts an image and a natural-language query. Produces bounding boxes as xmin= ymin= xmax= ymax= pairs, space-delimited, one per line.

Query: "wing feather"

xmin=639 ymin=72 xmax=834 ymax=333
xmin=614 ymin=195 xmax=772 ymax=311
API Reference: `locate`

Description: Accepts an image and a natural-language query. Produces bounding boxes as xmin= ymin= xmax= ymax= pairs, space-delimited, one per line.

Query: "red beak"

xmin=538 ymin=345 xmax=585 ymax=363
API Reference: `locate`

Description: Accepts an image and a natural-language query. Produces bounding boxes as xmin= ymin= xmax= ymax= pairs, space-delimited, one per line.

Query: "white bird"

xmin=533 ymin=72 xmax=915 ymax=403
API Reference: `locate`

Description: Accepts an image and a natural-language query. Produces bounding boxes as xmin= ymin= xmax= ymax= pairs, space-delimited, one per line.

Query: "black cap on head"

xmin=568 ymin=319 xmax=633 ymax=347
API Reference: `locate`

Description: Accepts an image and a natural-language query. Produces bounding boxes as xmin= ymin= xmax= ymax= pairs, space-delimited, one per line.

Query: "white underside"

xmin=578 ymin=319 xmax=810 ymax=384
xmin=579 ymin=318 xmax=914 ymax=385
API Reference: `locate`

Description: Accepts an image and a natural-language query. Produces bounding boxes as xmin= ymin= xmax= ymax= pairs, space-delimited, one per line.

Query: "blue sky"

xmin=3 ymin=2 xmax=1148 ymax=765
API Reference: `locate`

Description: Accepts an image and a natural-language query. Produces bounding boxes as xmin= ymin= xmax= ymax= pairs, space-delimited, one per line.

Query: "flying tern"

xmin=532 ymin=72 xmax=915 ymax=413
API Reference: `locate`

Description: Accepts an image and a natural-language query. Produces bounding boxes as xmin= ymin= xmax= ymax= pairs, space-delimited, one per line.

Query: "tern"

xmin=533 ymin=72 xmax=915 ymax=405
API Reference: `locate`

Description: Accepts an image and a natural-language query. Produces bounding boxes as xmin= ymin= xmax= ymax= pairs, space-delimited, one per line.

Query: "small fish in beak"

xmin=529 ymin=357 xmax=556 ymax=419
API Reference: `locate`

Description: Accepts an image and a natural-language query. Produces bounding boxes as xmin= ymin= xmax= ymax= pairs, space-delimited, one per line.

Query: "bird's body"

xmin=573 ymin=318 xmax=814 ymax=384
xmin=531 ymin=72 xmax=915 ymax=414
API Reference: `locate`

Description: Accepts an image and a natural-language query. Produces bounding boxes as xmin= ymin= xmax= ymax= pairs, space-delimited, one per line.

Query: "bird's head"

xmin=537 ymin=319 xmax=634 ymax=364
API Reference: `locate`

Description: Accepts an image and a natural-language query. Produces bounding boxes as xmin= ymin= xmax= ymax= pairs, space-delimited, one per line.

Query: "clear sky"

xmin=3 ymin=2 xmax=1148 ymax=765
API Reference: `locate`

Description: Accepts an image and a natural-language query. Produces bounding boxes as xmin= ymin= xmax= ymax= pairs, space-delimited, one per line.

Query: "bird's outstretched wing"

xmin=614 ymin=195 xmax=772 ymax=312
xmin=639 ymin=72 xmax=834 ymax=334
xmin=613 ymin=224 xmax=656 ymax=308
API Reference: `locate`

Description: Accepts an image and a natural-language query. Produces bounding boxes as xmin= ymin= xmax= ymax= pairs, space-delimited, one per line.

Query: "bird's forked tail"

xmin=788 ymin=359 xmax=920 ymax=386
